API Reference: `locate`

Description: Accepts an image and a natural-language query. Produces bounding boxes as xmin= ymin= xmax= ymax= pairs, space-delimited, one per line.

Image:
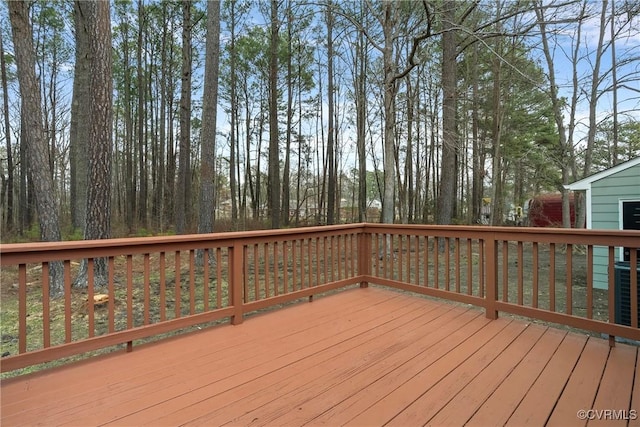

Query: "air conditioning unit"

xmin=614 ymin=261 xmax=640 ymax=327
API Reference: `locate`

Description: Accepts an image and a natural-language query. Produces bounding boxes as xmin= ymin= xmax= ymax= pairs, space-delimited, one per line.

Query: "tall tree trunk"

xmin=198 ymin=0 xmax=221 ymax=238
xmin=229 ymin=0 xmax=238 ymax=224
xmin=490 ymin=30 xmax=504 ymax=226
xmin=326 ymin=1 xmax=336 ymax=225
xmin=69 ymin=1 xmax=90 ymax=232
xmin=356 ymin=18 xmax=367 ymax=223
xmin=437 ymin=0 xmax=458 ymax=225
xmin=610 ymin=0 xmax=619 ymax=165
xmin=9 ymin=0 xmax=63 ymax=294
xmin=268 ymin=0 xmax=280 ymax=229
xmin=470 ymin=43 xmax=483 ymax=223
xmin=76 ymin=0 xmax=113 ymax=287
xmin=1 ymin=31 xmax=14 ymax=231
xmin=158 ymin=2 xmax=169 ymax=228
xmin=176 ymin=0 xmax=192 ymax=234
xmin=535 ymin=2 xmax=575 ymax=228
xmin=381 ymin=1 xmax=396 ymax=224
xmin=405 ymin=77 xmax=414 ymax=223
xmin=118 ymin=7 xmax=135 ymax=233
xmin=282 ymin=3 xmax=294 ymax=227
xmin=137 ymin=0 xmax=148 ymax=228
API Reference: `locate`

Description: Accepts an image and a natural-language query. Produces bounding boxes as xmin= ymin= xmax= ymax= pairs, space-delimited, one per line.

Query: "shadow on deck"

xmin=2 ymin=286 xmax=639 ymax=426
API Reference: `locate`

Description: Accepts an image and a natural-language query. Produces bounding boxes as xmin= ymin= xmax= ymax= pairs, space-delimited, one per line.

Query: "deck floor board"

xmin=2 ymin=286 xmax=638 ymax=427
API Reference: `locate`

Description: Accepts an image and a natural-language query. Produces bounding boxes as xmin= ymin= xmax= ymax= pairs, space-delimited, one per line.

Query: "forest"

xmin=1 ymin=0 xmax=639 ymax=244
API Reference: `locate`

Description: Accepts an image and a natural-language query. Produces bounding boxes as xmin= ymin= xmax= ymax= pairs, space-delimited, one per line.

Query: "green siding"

xmin=590 ymin=163 xmax=640 ymax=289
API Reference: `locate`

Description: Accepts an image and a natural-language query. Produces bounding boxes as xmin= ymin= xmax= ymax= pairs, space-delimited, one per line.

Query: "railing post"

xmin=359 ymin=229 xmax=372 ymax=288
xmin=485 ymin=236 xmax=499 ymax=320
xmin=230 ymin=242 xmax=244 ymax=325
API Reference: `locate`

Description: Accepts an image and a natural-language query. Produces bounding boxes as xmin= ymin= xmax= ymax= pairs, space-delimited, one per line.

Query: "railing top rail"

xmin=362 ymin=223 xmax=640 ymax=245
xmin=0 ymin=223 xmax=368 ymax=265
xmin=2 ymin=222 xmax=638 ymax=265
xmin=362 ymin=222 xmax=640 ymax=236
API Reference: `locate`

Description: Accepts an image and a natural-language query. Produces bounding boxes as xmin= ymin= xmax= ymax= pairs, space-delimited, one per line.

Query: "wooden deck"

xmin=2 ymin=286 xmax=639 ymax=426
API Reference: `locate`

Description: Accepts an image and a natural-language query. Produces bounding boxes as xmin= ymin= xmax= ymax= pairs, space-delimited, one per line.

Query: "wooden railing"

xmin=1 ymin=224 xmax=638 ymax=373
xmin=364 ymin=224 xmax=639 ymax=343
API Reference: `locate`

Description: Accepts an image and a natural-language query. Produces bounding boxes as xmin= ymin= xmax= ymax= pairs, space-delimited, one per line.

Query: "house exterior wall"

xmin=591 ymin=163 xmax=640 ymax=289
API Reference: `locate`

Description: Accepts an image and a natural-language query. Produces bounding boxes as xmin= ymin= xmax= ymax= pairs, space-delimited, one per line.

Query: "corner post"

xmin=230 ymin=242 xmax=244 ymax=325
xmin=359 ymin=228 xmax=372 ymax=288
xmin=485 ymin=236 xmax=499 ymax=320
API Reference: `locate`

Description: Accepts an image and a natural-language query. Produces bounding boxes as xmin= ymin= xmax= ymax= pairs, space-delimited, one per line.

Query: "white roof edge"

xmin=564 ymin=157 xmax=640 ymax=191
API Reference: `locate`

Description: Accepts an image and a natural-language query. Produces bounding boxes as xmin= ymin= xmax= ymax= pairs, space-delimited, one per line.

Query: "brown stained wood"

xmin=382 ymin=321 xmax=528 ymax=427
xmin=567 ymin=244 xmax=573 ymax=315
xmin=300 ymin=239 xmax=306 ymax=289
xmin=608 ymin=246 xmax=615 ymax=330
xmin=274 ymin=242 xmax=280 ymax=296
xmin=398 ymin=235 xmax=404 ymax=282
xmin=292 ymin=240 xmax=298 ymax=292
xmin=108 ymin=256 xmax=115 ymax=332
xmin=445 ymin=237 xmax=451 ymax=291
xmin=426 ymin=324 xmax=547 ymax=426
xmin=629 ymin=351 xmax=640 ymax=427
xmin=189 ymin=250 xmax=195 ymax=315
xmin=587 ymin=245 xmax=593 ymax=319
xmin=546 ymin=337 xmax=610 ymax=426
xmin=253 ymin=244 xmax=259 ymax=301
xmin=506 ymin=332 xmax=587 ymax=425
xmin=467 ymin=239 xmax=472 ymax=295
xmin=455 ymin=237 xmax=460 ymax=293
xmin=434 ymin=238 xmax=440 ymax=289
xmin=479 ymin=239 xmax=485 ymax=298
xmin=311 ymin=311 xmax=492 ymax=426
xmin=383 ymin=235 xmax=389 ymax=280
xmin=550 ymin=242 xmax=556 ymax=312
xmin=87 ymin=259 xmax=95 ymax=337
xmin=332 ymin=236 xmax=338 ymax=282
xmin=316 ymin=238 xmax=321 ymax=287
xmin=414 ymin=235 xmax=419 ymax=286
xmin=70 ymin=291 xmax=423 ymax=426
xmin=467 ymin=327 xmax=566 ymax=426
xmin=203 ymin=249 xmax=210 ymax=312
xmin=243 ymin=245 xmax=250 ymax=303
xmin=345 ymin=318 xmax=516 ymax=427
xmin=533 ymin=242 xmax=539 ymax=308
xmin=518 ymin=242 xmax=524 ymax=306
xmin=174 ymin=251 xmax=181 ymax=319
xmin=18 ymin=264 xmax=27 ymax=353
xmin=308 ymin=238 xmax=312 ymax=287
xmin=324 ymin=236 xmax=329 ymax=283
xmin=64 ymin=260 xmax=72 ymax=343
xmin=159 ymin=252 xmax=166 ymax=321
xmin=264 ymin=243 xmax=270 ymax=298
xmin=145 ymin=253 xmax=151 ymax=323
xmin=127 ymin=255 xmax=134 ymax=328
xmin=1 ymin=289 xmax=390 ymax=420
xmin=374 ymin=234 xmax=380 ymax=277
xmin=588 ymin=344 xmax=638 ymax=427
xmin=3 ymin=287 xmax=640 ymax=427
xmin=502 ymin=240 xmax=509 ymax=302
xmin=42 ymin=262 xmax=50 ymax=348
xmin=283 ymin=242 xmax=289 ymax=294
xmin=258 ymin=307 xmax=480 ymax=427
xmin=179 ymin=301 xmax=457 ymax=427
xmin=424 ymin=236 xmax=429 ymax=288
xmin=485 ymin=238 xmax=498 ymax=319
xmin=216 ymin=248 xmax=223 ymax=308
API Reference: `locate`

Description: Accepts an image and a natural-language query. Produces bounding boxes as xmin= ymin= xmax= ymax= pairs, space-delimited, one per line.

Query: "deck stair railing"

xmin=1 ymin=223 xmax=638 ymax=372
